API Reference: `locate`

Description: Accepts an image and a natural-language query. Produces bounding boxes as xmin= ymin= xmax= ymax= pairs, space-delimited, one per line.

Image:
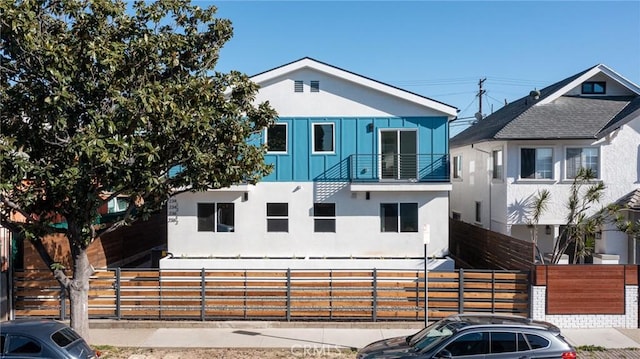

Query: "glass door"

xmin=380 ymin=130 xmax=417 ymax=180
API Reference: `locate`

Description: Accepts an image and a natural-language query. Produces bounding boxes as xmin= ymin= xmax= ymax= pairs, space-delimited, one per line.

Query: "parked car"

xmin=0 ymin=319 xmax=99 ymax=359
xmin=357 ymin=314 xmax=576 ymax=359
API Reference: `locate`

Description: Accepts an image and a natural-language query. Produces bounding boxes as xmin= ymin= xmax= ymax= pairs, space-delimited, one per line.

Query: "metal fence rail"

xmin=13 ymin=268 xmax=529 ymax=321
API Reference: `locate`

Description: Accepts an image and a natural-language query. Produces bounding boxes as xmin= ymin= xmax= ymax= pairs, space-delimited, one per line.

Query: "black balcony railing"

xmin=349 ymin=154 xmax=450 ymax=182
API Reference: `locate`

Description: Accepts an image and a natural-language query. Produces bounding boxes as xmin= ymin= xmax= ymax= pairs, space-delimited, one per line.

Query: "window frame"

xmin=452 ymin=155 xmax=462 ymax=179
xmin=311 ymin=123 xmax=335 ymax=154
xmin=492 ymin=148 xmax=503 ymax=180
xmin=519 ymin=146 xmax=554 ymax=180
xmin=266 ymin=202 xmax=289 ymax=233
xmin=564 ymin=146 xmax=600 ymax=180
xmin=581 ymin=81 xmax=606 ymax=95
xmin=197 ymin=202 xmax=235 ymax=233
xmin=313 ymin=203 xmax=336 ymax=233
xmin=380 ymin=202 xmax=419 ymax=233
xmin=266 ymin=123 xmax=288 ymax=154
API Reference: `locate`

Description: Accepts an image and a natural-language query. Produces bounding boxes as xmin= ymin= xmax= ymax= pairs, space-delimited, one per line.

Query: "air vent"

xmin=310 ymin=80 xmax=320 ymax=92
xmin=294 ymin=80 xmax=303 ymax=92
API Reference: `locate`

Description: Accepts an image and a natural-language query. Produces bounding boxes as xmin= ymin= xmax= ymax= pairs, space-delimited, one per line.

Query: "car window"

xmin=525 ymin=334 xmax=550 ymax=349
xmin=52 ymin=327 xmax=81 ymax=347
xmin=490 ymin=332 xmax=516 ymax=353
xmin=445 ymin=332 xmax=488 ymax=356
xmin=517 ymin=333 xmax=530 ymax=351
xmin=1 ymin=334 xmax=5 ymax=353
xmin=6 ymin=335 xmax=42 ymax=354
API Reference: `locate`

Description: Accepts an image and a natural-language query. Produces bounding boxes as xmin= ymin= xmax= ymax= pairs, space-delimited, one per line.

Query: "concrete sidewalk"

xmin=87 ymin=321 xmax=640 ymax=350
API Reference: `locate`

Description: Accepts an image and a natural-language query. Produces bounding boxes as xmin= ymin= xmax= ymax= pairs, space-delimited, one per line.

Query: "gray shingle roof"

xmin=613 ymin=189 xmax=640 ymax=210
xmin=450 ymin=65 xmax=640 ymax=147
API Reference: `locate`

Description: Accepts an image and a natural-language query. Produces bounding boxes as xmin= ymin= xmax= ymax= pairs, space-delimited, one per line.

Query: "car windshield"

xmin=408 ymin=320 xmax=466 ymax=352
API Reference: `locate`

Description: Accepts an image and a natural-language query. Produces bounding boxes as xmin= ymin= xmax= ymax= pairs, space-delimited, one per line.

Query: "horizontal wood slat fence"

xmin=14 ymin=268 xmax=530 ymax=321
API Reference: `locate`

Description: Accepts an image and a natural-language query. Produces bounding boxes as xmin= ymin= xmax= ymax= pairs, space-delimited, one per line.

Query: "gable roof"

xmin=450 ymin=64 xmax=640 ymax=147
xmin=250 ymin=57 xmax=458 ymax=119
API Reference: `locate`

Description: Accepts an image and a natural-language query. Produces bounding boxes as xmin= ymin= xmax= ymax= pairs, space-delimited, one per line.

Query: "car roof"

xmin=1 ymin=319 xmax=69 ymax=336
xmin=444 ymin=314 xmax=561 ymax=333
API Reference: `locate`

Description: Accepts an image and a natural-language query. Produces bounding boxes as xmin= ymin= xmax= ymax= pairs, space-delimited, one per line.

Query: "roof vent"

xmin=294 ymin=80 xmax=303 ymax=93
xmin=529 ymin=89 xmax=540 ymax=100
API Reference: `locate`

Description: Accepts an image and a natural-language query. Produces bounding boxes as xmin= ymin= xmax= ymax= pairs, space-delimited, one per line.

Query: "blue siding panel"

xmin=262 ymin=117 xmax=449 ymax=182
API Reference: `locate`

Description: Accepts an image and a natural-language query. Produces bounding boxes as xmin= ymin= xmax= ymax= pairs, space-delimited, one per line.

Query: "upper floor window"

xmin=313 ymin=203 xmax=335 ymax=232
xmin=380 ymin=203 xmax=418 ymax=233
xmin=566 ymin=147 xmax=599 ymax=179
xmin=107 ymin=197 xmax=128 ymax=213
xmin=294 ymin=80 xmax=304 ymax=93
xmin=581 ymin=81 xmax=606 ymax=94
xmin=197 ymin=203 xmax=235 ymax=232
xmin=520 ymin=147 xmax=553 ymax=179
xmin=266 ymin=123 xmax=287 ymax=153
xmin=266 ymin=202 xmax=288 ymax=232
xmin=475 ymin=201 xmax=482 ymax=223
xmin=492 ymin=149 xmax=503 ymax=180
xmin=312 ymin=123 xmax=335 ymax=153
xmin=310 ymin=80 xmax=320 ymax=92
xmin=453 ymin=155 xmax=462 ymax=179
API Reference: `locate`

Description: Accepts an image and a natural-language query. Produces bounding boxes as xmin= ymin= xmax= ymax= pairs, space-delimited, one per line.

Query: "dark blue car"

xmin=1 ymin=319 xmax=98 ymax=359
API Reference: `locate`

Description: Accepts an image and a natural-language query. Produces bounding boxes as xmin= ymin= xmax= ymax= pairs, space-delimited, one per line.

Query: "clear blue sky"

xmin=207 ymin=1 xmax=640 ymax=135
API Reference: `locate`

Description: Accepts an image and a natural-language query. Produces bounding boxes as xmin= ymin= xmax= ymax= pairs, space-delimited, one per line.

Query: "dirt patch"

xmin=96 ymin=347 xmax=357 ymax=359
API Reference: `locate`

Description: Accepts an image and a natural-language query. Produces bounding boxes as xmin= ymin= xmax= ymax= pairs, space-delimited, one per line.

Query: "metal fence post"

xmin=59 ymin=286 xmax=66 ymax=320
xmin=201 ymin=268 xmax=206 ymax=321
xmin=491 ymin=271 xmax=496 ymax=313
xmin=286 ymin=268 xmax=291 ymax=322
xmin=458 ymin=268 xmax=465 ymax=314
xmin=372 ymin=268 xmax=377 ymax=322
xmin=115 ymin=268 xmax=121 ymax=320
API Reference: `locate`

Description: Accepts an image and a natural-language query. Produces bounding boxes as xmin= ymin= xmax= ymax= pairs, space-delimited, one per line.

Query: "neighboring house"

xmin=449 ymin=64 xmax=640 ymax=264
xmin=161 ymin=57 xmax=458 ymax=270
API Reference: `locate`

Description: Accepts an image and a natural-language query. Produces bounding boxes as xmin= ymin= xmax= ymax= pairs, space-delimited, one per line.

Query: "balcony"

xmin=349 ymin=154 xmax=451 ymax=192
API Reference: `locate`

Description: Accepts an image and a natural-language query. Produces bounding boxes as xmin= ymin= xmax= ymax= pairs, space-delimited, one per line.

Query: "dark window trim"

xmin=581 ymin=81 xmax=606 ymax=94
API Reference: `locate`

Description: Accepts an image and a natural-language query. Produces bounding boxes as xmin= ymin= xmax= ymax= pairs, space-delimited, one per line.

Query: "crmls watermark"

xmin=290 ymin=344 xmax=346 ymax=357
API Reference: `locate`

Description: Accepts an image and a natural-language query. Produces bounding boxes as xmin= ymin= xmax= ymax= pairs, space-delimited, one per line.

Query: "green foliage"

xmin=576 ymin=345 xmax=606 ymax=352
xmin=0 ymin=0 xmax=277 ymax=248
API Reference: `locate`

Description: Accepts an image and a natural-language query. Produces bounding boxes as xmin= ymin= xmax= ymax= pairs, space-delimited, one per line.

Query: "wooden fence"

xmin=13 ymin=268 xmax=529 ymax=321
xmin=449 ymin=219 xmax=535 ymax=271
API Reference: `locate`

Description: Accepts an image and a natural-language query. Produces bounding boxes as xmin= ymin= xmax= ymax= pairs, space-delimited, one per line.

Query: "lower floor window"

xmin=314 ymin=203 xmax=336 ymax=232
xmin=267 ymin=202 xmax=289 ymax=232
xmin=380 ymin=203 xmax=418 ymax=232
xmin=197 ymin=203 xmax=235 ymax=232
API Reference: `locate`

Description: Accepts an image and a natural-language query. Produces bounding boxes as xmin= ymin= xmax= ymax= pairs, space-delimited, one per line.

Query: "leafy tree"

xmin=0 ymin=0 xmax=276 ymax=338
xmin=527 ymin=189 xmax=550 ymax=263
xmin=549 ymin=168 xmax=606 ymax=264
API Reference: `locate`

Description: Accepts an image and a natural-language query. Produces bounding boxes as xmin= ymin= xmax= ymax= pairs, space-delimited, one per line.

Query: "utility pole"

xmin=477 ymin=78 xmax=486 ymax=120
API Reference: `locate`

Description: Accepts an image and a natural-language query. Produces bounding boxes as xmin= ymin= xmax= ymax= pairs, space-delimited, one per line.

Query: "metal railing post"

xmin=458 ymin=268 xmax=465 ymax=314
xmin=115 ymin=268 xmax=121 ymax=320
xmin=201 ymin=268 xmax=206 ymax=321
xmin=59 ymin=286 xmax=66 ymax=320
xmin=286 ymin=268 xmax=291 ymax=321
xmin=491 ymin=271 xmax=496 ymax=313
xmin=372 ymin=268 xmax=377 ymax=322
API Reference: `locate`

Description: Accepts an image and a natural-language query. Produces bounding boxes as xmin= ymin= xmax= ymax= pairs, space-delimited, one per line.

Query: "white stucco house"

xmin=449 ymin=64 xmax=640 ymax=264
xmin=161 ymin=58 xmax=458 ymax=270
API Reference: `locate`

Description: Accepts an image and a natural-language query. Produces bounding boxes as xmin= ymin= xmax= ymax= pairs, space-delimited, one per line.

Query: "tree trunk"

xmin=69 ymin=247 xmax=91 ymax=340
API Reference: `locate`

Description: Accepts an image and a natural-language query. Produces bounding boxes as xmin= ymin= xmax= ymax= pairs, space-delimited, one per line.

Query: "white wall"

xmin=167 ymin=182 xmax=450 ymax=260
xmin=256 ymin=68 xmax=445 ymax=117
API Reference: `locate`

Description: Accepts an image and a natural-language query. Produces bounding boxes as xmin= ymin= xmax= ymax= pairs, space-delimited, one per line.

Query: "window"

xmin=581 ymin=81 xmax=606 ymax=94
xmin=267 ymin=203 xmax=288 ymax=232
xmin=294 ymin=80 xmax=303 ymax=92
xmin=566 ymin=147 xmax=599 ymax=179
xmin=312 ymin=123 xmax=334 ymax=153
xmin=517 ymin=333 xmax=530 ymax=351
xmin=197 ymin=203 xmax=234 ymax=232
xmin=314 ymin=203 xmax=335 ymax=232
xmin=52 ymin=328 xmax=81 ymax=347
xmin=453 ymin=155 xmax=462 ymax=179
xmin=444 ymin=332 xmax=489 ymax=356
xmin=310 ymin=80 xmax=320 ymax=92
xmin=6 ymin=335 xmax=42 ymax=354
xmin=520 ymin=147 xmax=553 ymax=179
xmin=107 ymin=197 xmax=128 ymax=213
xmin=266 ymin=123 xmax=287 ymax=153
xmin=525 ymin=334 xmax=550 ymax=349
xmin=491 ymin=332 xmax=517 ymax=353
xmin=475 ymin=201 xmax=481 ymax=223
xmin=492 ymin=149 xmax=503 ymax=180
xmin=380 ymin=203 xmax=418 ymax=232
xmin=452 ymin=211 xmax=461 ymax=221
